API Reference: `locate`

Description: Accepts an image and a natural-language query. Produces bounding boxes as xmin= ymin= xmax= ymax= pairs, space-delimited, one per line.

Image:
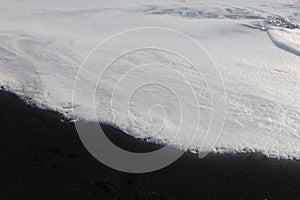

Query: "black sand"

xmin=0 ymin=90 xmax=300 ymax=199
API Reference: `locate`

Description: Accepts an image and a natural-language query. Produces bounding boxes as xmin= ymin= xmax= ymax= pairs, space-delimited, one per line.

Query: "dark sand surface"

xmin=0 ymin=90 xmax=300 ymax=200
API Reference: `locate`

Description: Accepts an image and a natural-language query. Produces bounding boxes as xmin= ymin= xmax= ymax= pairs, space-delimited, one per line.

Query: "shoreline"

xmin=1 ymin=89 xmax=300 ymax=199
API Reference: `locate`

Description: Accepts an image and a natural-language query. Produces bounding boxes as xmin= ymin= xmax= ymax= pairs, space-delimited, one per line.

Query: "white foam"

xmin=268 ymin=28 xmax=300 ymax=56
xmin=0 ymin=0 xmax=300 ymax=159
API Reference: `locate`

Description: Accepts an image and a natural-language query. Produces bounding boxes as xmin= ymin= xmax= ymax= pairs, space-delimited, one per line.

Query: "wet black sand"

xmin=0 ymin=90 xmax=300 ymax=199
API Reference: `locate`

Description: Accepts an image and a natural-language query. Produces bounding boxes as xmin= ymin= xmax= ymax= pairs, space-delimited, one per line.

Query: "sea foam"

xmin=0 ymin=0 xmax=300 ymax=159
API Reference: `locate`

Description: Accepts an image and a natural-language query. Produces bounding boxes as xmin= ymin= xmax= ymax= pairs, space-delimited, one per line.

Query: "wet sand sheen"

xmin=0 ymin=90 xmax=300 ymax=199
